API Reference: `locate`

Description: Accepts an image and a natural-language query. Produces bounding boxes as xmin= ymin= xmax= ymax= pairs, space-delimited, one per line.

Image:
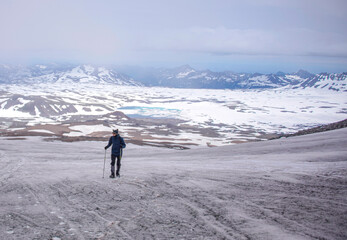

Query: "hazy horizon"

xmin=1 ymin=0 xmax=347 ymax=73
xmin=2 ymin=62 xmax=346 ymax=75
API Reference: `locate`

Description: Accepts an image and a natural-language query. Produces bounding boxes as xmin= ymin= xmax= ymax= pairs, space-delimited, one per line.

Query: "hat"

xmin=112 ymin=129 xmax=119 ymax=134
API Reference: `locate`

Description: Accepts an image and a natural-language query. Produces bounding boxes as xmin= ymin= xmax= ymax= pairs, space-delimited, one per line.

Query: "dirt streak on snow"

xmin=0 ymin=129 xmax=346 ymax=239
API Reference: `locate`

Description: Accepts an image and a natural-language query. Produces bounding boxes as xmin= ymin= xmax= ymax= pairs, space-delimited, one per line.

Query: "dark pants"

xmin=111 ymin=154 xmax=121 ymax=176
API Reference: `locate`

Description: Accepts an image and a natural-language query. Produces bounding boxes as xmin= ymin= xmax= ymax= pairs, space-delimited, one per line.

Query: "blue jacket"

xmin=105 ymin=135 xmax=126 ymax=156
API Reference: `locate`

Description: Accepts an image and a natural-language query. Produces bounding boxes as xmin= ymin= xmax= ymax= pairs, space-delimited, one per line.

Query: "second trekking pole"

xmin=103 ymin=149 xmax=106 ymax=178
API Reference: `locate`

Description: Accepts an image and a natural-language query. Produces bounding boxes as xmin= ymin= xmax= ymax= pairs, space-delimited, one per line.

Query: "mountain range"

xmin=0 ymin=64 xmax=346 ymax=91
xmin=0 ymin=64 xmax=140 ymax=86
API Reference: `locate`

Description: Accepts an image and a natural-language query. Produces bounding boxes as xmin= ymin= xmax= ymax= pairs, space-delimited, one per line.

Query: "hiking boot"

xmin=109 ymin=173 xmax=115 ymax=178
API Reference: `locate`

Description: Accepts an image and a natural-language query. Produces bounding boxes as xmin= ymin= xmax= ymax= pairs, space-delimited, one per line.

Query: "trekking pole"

xmin=103 ymin=149 xmax=106 ymax=179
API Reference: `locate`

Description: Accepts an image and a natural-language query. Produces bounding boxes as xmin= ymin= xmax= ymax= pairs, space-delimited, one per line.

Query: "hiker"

xmin=104 ymin=129 xmax=126 ymax=178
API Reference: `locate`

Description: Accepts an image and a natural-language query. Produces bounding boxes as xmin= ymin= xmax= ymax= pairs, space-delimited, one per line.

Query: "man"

xmin=105 ymin=129 xmax=126 ymax=178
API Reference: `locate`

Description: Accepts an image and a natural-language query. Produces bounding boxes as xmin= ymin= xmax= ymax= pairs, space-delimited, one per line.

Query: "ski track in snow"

xmin=0 ymin=129 xmax=346 ymax=239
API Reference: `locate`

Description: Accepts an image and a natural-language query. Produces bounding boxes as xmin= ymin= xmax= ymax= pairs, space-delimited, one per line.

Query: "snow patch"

xmin=28 ymin=129 xmax=55 ymax=134
xmin=176 ymin=70 xmax=195 ymax=78
xmin=66 ymin=124 xmax=110 ymax=136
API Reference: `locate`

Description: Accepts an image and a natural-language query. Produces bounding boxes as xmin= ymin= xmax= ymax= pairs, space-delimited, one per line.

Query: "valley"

xmin=1 ymin=83 xmax=346 ymax=148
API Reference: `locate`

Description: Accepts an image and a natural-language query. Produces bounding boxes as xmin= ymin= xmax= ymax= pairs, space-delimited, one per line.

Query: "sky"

xmin=0 ymin=0 xmax=346 ymax=73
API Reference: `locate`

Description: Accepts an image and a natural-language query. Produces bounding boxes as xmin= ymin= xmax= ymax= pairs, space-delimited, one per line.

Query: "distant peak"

xmin=294 ymin=69 xmax=314 ymax=79
xmin=181 ymin=64 xmax=193 ymax=68
xmin=275 ymin=71 xmax=286 ymax=76
xmin=80 ymin=64 xmax=96 ymax=73
xmin=174 ymin=64 xmax=195 ymax=71
xmin=296 ymin=69 xmax=310 ymax=74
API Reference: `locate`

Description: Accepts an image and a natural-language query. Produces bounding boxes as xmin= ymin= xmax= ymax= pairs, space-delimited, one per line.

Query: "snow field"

xmin=0 ymin=128 xmax=346 ymax=239
xmin=65 ymin=125 xmax=111 ymax=137
xmin=0 ymin=84 xmax=346 ymax=146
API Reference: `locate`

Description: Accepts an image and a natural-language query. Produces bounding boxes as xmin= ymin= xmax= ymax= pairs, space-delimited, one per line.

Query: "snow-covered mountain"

xmin=0 ymin=63 xmax=72 ymax=83
xmin=0 ymin=64 xmax=141 ymax=86
xmin=140 ymin=65 xmax=346 ymax=91
xmin=0 ymin=64 xmax=346 ymax=91
xmin=293 ymin=72 xmax=347 ymax=91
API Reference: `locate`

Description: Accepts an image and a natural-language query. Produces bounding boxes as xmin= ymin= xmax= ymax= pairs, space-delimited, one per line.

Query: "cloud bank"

xmin=0 ymin=0 xmax=346 ymax=72
xmin=139 ymin=27 xmax=347 ymax=58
